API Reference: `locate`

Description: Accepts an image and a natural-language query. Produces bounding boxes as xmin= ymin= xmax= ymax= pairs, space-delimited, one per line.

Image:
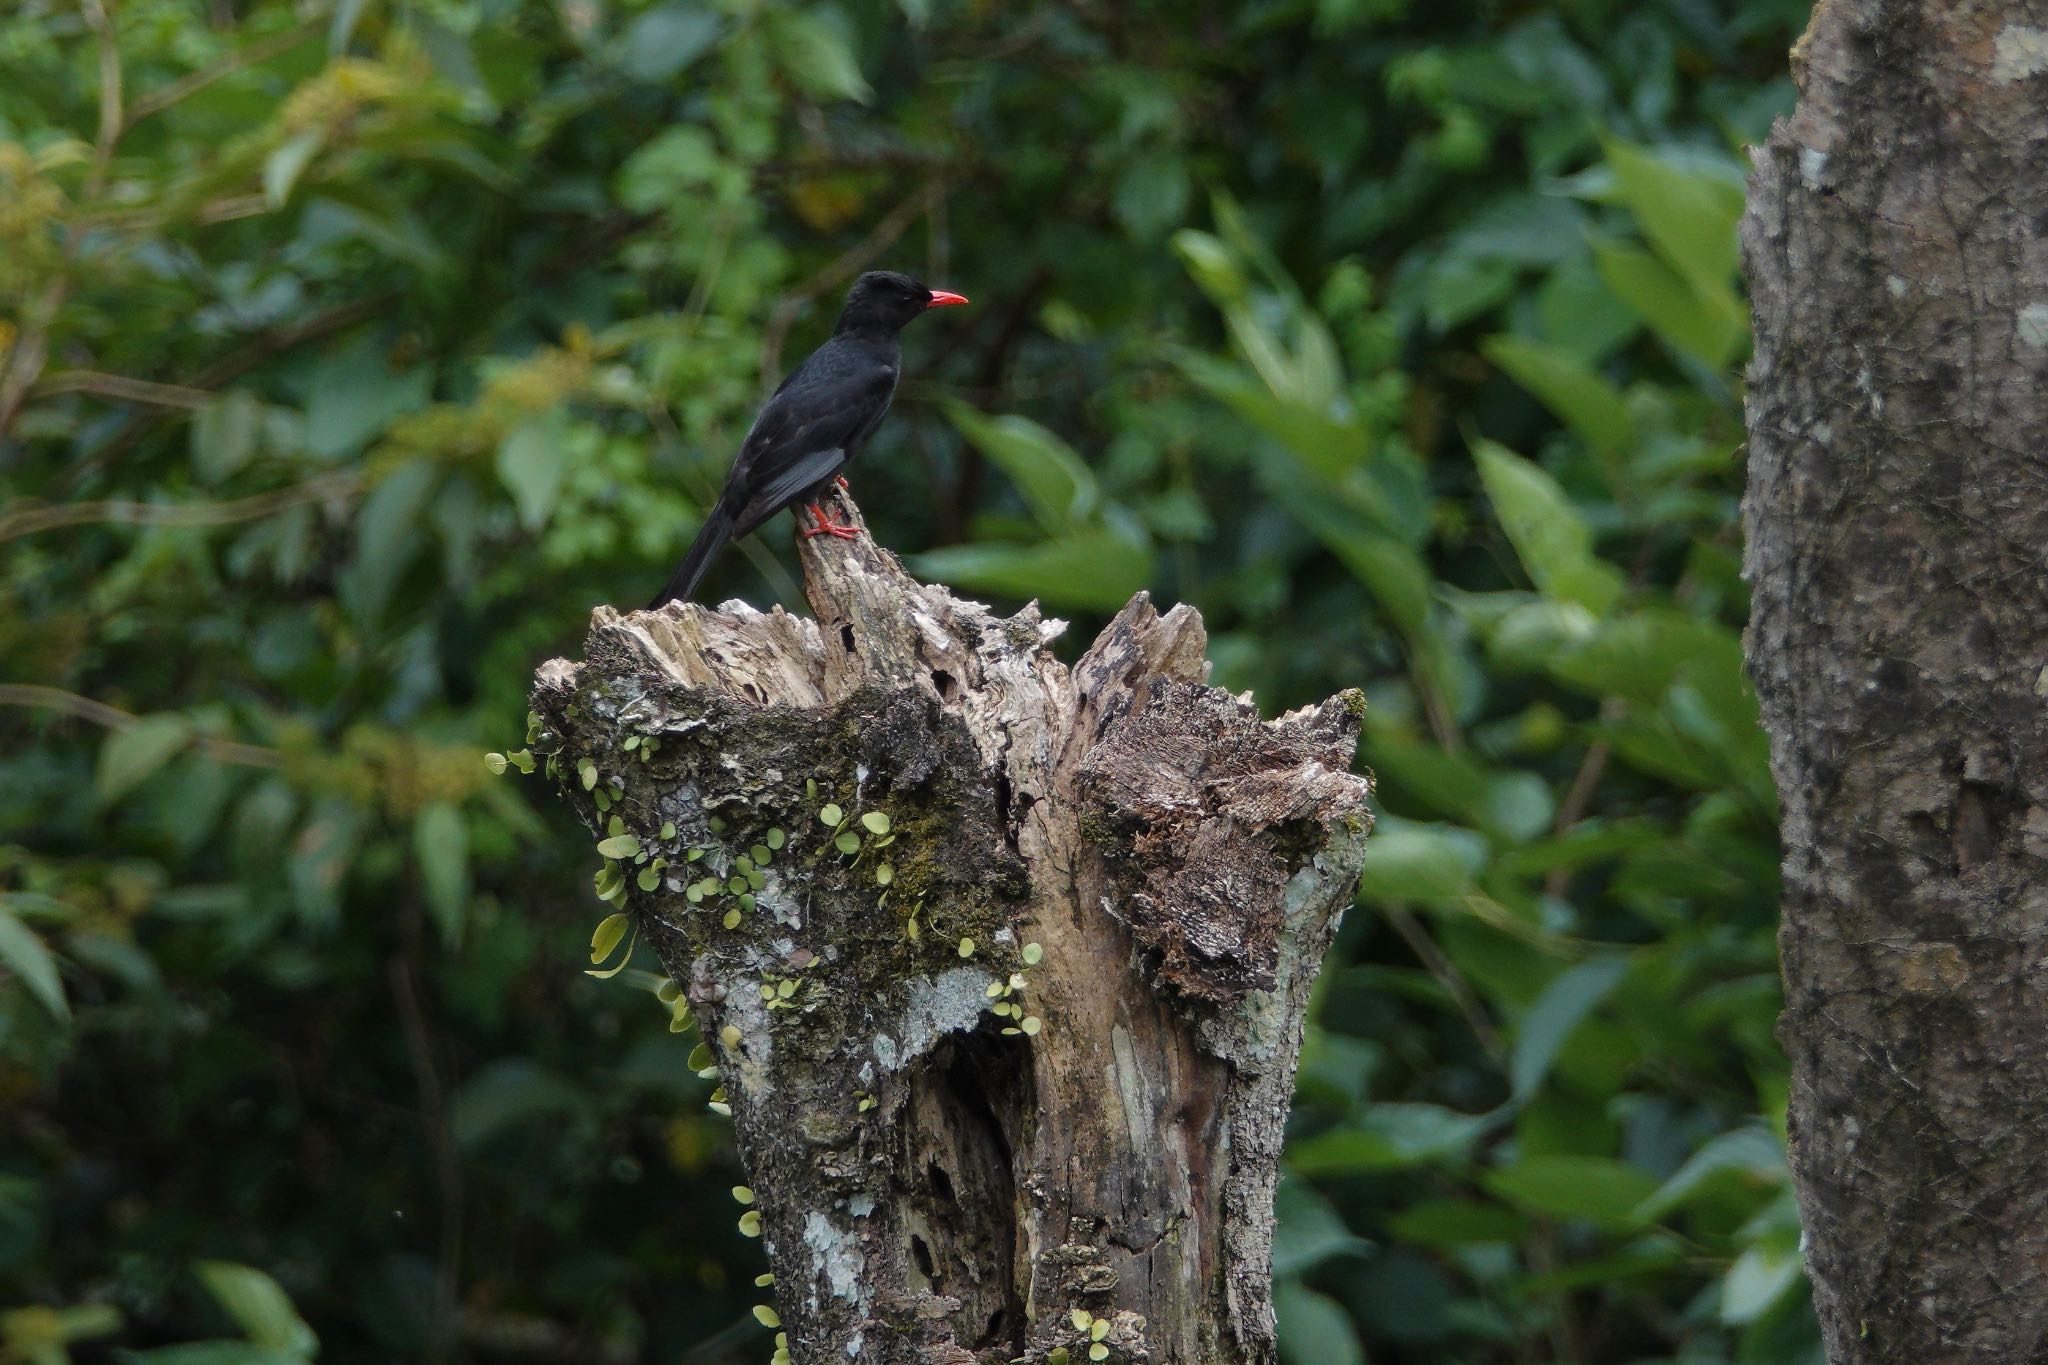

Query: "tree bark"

xmin=1742 ymin=2 xmax=2048 ymax=1359
xmin=529 ymin=496 xmax=1371 ymax=1365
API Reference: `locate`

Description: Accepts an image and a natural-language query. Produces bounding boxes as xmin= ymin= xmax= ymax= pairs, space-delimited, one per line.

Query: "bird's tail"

xmin=648 ymin=500 xmax=736 ymax=609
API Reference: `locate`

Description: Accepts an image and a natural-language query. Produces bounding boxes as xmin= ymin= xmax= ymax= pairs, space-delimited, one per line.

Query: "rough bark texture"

xmin=529 ymin=493 xmax=1371 ymax=1365
xmin=1742 ymin=3 xmax=2048 ymax=1359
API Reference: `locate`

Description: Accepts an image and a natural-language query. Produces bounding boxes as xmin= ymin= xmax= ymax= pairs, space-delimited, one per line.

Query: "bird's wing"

xmin=726 ymin=357 xmax=894 ymax=533
xmin=731 ymin=445 xmax=847 ymax=537
xmin=734 ymin=354 xmax=885 ymax=465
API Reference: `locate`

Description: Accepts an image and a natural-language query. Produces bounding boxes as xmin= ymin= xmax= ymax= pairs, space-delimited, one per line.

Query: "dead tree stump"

xmin=529 ymin=496 xmax=1371 ymax=1365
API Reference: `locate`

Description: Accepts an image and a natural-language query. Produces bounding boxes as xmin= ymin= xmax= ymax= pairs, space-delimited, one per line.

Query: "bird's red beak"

xmin=925 ymin=290 xmax=970 ymax=309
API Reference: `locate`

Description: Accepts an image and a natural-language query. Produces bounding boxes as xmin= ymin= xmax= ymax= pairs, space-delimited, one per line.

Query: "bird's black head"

xmin=835 ymin=270 xmax=969 ymax=335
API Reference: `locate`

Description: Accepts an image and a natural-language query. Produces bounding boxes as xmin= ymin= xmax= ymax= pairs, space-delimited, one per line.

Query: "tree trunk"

xmin=1742 ymin=3 xmax=2048 ymax=1359
xmin=529 ymin=497 xmax=1371 ymax=1365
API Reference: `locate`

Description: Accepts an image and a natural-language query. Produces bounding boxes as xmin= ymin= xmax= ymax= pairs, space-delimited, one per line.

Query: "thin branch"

xmin=47 ymin=292 xmax=398 ymax=498
xmin=535 ymin=211 xmax=662 ymax=283
xmin=84 ymin=0 xmax=123 ymax=170
xmin=0 ymin=285 xmax=68 ymax=441
xmin=33 ymin=370 xmax=216 ymax=410
xmin=943 ymin=265 xmax=1050 ymax=540
xmin=123 ymin=20 xmax=320 ymax=129
xmin=194 ymin=193 xmax=271 ymax=225
xmin=0 ymin=0 xmax=123 ymax=438
xmin=1384 ymin=903 xmax=1502 ymax=1056
xmin=390 ymin=928 xmax=463 ymax=1365
xmin=757 ymin=180 xmax=947 ymax=389
xmin=0 ymin=684 xmax=282 ymax=769
xmin=186 ymin=293 xmax=403 ymax=392
xmin=0 ymin=470 xmax=361 ymax=545
xmin=1543 ymin=702 xmax=1621 ymax=900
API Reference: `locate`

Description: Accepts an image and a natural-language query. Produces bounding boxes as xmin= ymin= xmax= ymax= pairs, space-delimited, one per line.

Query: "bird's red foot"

xmin=800 ymin=502 xmax=862 ymax=541
xmin=834 ymin=475 xmax=850 ymax=491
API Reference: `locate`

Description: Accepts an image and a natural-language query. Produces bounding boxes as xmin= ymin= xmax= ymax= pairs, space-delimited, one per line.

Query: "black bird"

xmin=648 ymin=270 xmax=969 ymax=608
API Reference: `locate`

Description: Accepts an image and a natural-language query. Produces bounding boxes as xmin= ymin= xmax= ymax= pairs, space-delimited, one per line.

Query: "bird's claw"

xmin=801 ymin=502 xmax=862 ymax=541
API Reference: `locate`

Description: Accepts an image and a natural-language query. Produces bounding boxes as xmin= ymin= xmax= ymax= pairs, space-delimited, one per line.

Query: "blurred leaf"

xmin=1484 ymin=1155 xmax=1659 ymax=1227
xmin=1274 ymin=1282 xmax=1365 ymax=1365
xmin=618 ymin=4 xmax=724 ymax=82
xmin=1440 ymin=193 xmax=1588 ymax=269
xmin=1276 ymin=491 xmax=1431 ymax=635
xmin=263 ymin=132 xmax=322 ymax=208
xmin=305 ymin=192 xmax=450 ymax=275
xmin=338 ymin=459 xmax=437 ymax=622
xmin=1272 ymin=1179 xmax=1371 ymax=1275
xmin=191 ymin=392 xmax=264 ymax=484
xmin=1602 ymin=138 xmax=1744 ymax=297
xmin=1354 ymin=819 xmax=1488 ymax=908
xmin=1721 ymin=1241 xmax=1805 ymax=1325
xmin=1483 ymin=598 xmax=1601 ymax=672
xmin=1420 ymin=253 xmax=1518 ymax=332
xmin=1549 ymin=609 xmax=1746 ymax=707
xmin=193 ymin=1261 xmax=317 ymax=1356
xmin=1509 ymin=958 xmax=1628 ymax=1103
xmin=0 ymin=908 xmax=67 ymax=1024
xmin=121 ymin=1345 xmax=310 ymax=1364
xmin=1367 ymin=737 xmax=1555 ymax=842
xmin=497 ymin=418 xmax=567 ymax=531
xmin=767 ymin=9 xmax=871 ymax=103
xmin=1636 ymin=1126 xmax=1788 ymax=1220
xmin=1114 ymin=155 xmax=1191 ymax=241
xmin=1483 ymin=335 xmax=1633 ymax=461
xmin=288 ymin=799 xmax=365 ymax=928
xmin=413 ymin=802 xmax=469 ymax=949
xmin=330 ymin=0 xmax=371 ymax=52
xmin=1384 ymin=1198 xmax=1528 ymax=1248
xmin=1473 ymin=438 xmax=1624 ymax=615
xmin=1592 ymin=238 xmax=1745 ymax=370
xmin=450 ymin=1060 xmax=585 ymax=1151
xmin=943 ymin=403 xmax=1098 ymax=534
xmin=97 ymin=716 xmax=192 ymax=805
xmin=304 ymin=332 xmax=432 ymax=461
xmin=911 ymin=530 xmax=1149 ymax=612
xmin=1519 ymin=1235 xmax=1689 ymax=1295
xmin=1175 ymin=350 xmax=1376 ymax=488
xmin=1533 ymin=260 xmax=1641 ymax=363
xmin=1494 ymin=819 xmax=1663 ymax=881
xmin=1175 ymin=223 xmax=1339 ymax=407
xmin=1287 ymin=1103 xmax=1489 ymax=1175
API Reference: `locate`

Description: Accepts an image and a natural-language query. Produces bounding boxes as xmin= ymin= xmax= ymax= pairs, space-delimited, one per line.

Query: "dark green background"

xmin=0 ymin=0 xmax=1814 ymax=1360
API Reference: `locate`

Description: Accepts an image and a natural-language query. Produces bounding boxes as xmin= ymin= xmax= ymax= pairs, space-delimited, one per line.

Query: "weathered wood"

xmin=1742 ymin=2 xmax=2048 ymax=1359
xmin=530 ymin=493 xmax=1370 ymax=1364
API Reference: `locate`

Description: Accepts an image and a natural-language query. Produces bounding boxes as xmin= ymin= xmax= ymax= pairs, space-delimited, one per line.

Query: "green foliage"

xmin=1173 ymin=104 xmax=1807 ymax=1361
xmin=0 ymin=0 xmax=1812 ymax=1360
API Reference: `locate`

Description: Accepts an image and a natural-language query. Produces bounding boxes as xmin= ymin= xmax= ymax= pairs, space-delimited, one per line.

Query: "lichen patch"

xmin=2016 ymin=303 xmax=2048 ymax=349
xmin=1992 ymin=25 xmax=2048 ymax=83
